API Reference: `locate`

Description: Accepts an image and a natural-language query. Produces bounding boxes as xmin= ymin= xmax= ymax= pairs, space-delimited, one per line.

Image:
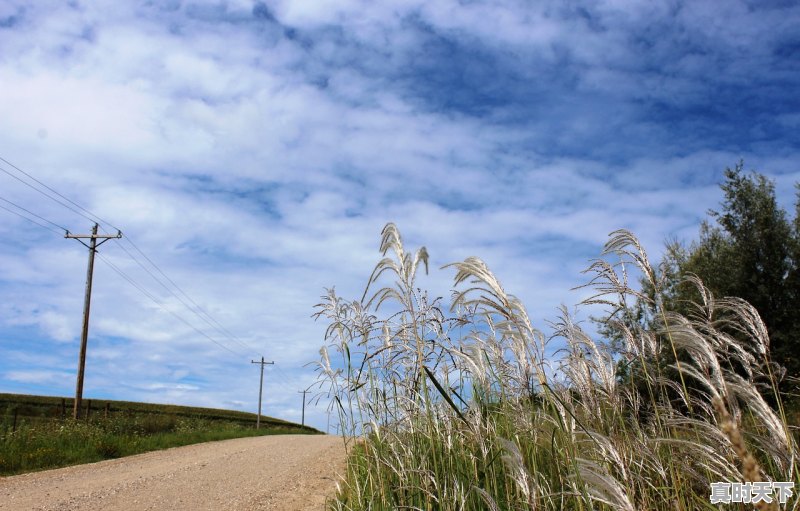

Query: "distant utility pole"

xmin=251 ymin=356 xmax=274 ymax=429
xmin=65 ymin=223 xmax=122 ymax=420
xmin=298 ymin=389 xmax=308 ymax=427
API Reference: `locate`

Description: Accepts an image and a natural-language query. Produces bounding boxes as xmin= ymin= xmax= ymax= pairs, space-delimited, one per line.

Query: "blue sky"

xmin=0 ymin=0 xmax=798 ymax=432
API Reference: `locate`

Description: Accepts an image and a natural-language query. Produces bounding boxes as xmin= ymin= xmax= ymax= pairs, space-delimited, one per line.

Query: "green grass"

xmin=0 ymin=393 xmax=320 ymax=475
xmin=316 ymin=224 xmax=799 ymax=511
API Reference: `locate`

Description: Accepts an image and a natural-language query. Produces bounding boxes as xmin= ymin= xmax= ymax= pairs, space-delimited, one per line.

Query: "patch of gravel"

xmin=0 ymin=435 xmax=345 ymax=511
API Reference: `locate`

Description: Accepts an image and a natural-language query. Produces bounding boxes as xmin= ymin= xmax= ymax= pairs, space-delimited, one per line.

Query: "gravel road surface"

xmin=0 ymin=435 xmax=346 ymax=511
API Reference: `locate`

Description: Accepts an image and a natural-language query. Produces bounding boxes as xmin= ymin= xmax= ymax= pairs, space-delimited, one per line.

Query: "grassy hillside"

xmin=0 ymin=393 xmax=320 ymax=475
xmin=0 ymin=393 xmax=311 ymax=429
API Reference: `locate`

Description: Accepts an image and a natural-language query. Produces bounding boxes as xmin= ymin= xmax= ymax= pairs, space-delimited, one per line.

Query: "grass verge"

xmin=1 ymin=395 xmax=319 ymax=475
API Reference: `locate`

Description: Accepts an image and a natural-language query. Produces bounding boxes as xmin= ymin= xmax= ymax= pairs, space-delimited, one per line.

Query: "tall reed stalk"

xmin=316 ymin=223 xmax=799 ymax=510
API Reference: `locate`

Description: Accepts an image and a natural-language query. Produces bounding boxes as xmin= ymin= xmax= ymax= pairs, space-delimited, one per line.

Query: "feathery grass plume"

xmin=713 ymin=296 xmax=770 ymax=357
xmin=653 ymin=415 xmax=739 ymax=480
xmin=680 ymin=279 xmax=760 ymax=379
xmin=576 ymin=458 xmax=636 ymax=511
xmin=499 ymin=437 xmax=537 ymax=509
xmin=660 ymin=312 xmax=726 ymax=394
xmin=579 ymin=228 xmax=656 ymax=314
xmin=681 ymin=273 xmax=716 ymax=323
xmin=552 ymin=307 xmax=619 ymax=416
xmin=725 ymin=374 xmax=793 ymax=472
xmin=576 ymin=430 xmax=630 ymax=484
xmin=604 ymin=229 xmax=658 ymax=287
xmin=473 ymin=486 xmax=501 ymax=511
xmin=607 ymin=315 xmax=659 ymax=360
xmin=319 ymin=224 xmax=799 ymax=511
xmin=445 ymin=256 xmax=548 ymax=390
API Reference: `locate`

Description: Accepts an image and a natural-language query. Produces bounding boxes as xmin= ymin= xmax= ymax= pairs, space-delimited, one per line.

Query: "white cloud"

xmin=5 ymin=369 xmax=73 ymax=386
xmin=0 ymin=0 xmax=797 ymax=431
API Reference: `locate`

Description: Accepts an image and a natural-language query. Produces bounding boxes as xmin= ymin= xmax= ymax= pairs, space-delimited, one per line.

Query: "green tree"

xmin=651 ymin=163 xmax=799 ymax=397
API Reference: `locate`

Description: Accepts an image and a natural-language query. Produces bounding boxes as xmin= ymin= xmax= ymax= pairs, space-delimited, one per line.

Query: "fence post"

xmin=86 ymin=400 xmax=91 ymax=422
xmin=12 ymin=408 xmax=18 ymax=433
xmin=104 ymin=402 xmax=110 ymax=419
xmin=61 ymin=398 xmax=66 ymax=420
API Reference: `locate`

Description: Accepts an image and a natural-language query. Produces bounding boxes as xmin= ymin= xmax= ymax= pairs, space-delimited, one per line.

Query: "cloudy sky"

xmin=1 ymin=0 xmax=798 ymax=431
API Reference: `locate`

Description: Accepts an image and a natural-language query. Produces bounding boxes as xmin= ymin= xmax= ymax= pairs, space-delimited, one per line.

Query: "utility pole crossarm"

xmin=65 ymin=227 xmax=122 ymax=248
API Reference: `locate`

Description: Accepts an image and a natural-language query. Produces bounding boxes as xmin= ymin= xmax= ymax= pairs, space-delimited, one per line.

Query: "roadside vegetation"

xmin=316 ymin=166 xmax=799 ymax=510
xmin=0 ymin=394 xmax=318 ymax=475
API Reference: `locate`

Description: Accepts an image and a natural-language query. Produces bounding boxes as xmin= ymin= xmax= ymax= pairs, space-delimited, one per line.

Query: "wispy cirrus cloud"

xmin=0 ymin=0 xmax=798 ymax=430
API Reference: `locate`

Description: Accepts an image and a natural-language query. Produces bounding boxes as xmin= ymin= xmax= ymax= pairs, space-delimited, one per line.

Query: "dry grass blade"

xmin=576 ymin=458 xmax=636 ymax=511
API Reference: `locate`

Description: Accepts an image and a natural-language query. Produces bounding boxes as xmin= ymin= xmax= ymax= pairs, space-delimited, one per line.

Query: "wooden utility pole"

xmin=66 ymin=223 xmax=121 ymax=419
xmin=298 ymin=389 xmax=308 ymax=427
xmin=251 ymin=356 xmax=274 ymax=429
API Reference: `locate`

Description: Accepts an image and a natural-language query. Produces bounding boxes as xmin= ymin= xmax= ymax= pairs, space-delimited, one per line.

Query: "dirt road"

xmin=0 ymin=435 xmax=346 ymax=511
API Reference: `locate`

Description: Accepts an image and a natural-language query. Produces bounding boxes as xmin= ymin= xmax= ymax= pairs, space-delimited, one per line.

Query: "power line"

xmin=115 ymin=237 xmax=257 ymax=354
xmin=101 ymin=243 xmax=256 ymax=357
xmin=244 ymin=358 xmax=295 ymax=393
xmin=96 ymin=252 xmax=246 ymax=357
xmin=0 ymin=163 xmax=101 ymax=228
xmin=0 ymin=202 xmax=64 ymax=235
xmin=0 ymin=194 xmax=68 ymax=233
xmin=0 ymin=156 xmax=119 ymax=230
xmin=123 ymin=235 xmax=259 ymax=353
xmin=271 ymin=364 xmax=296 ymax=392
xmin=0 ymin=191 xmax=248 ymax=358
xmin=114 ymin=242 xmax=234 ymax=336
xmin=96 ymin=252 xmax=164 ymax=305
xmin=0 ymin=155 xmax=253 ymax=357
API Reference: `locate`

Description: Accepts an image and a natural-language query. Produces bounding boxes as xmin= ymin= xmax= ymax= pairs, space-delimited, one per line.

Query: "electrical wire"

xmin=97 ymin=252 xmax=246 ymax=357
xmin=0 ymin=163 xmax=103 ymax=228
xmin=0 ymin=194 xmax=69 ymax=233
xmin=267 ymin=364 xmax=297 ymax=393
xmin=96 ymin=252 xmax=164 ymax=306
xmin=0 ymin=202 xmax=64 ymax=235
xmin=124 ymin=234 xmax=258 ymax=352
xmin=0 ymin=161 xmax=306 ymax=391
xmin=116 ymin=237 xmax=258 ymax=354
xmin=0 ymin=156 xmax=257 ymax=360
xmin=103 ymin=242 xmax=256 ymax=357
xmin=0 ymin=184 xmax=245 ymax=358
xmin=0 ymin=156 xmax=119 ymax=230
xmin=113 ymin=240 xmax=251 ymax=351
